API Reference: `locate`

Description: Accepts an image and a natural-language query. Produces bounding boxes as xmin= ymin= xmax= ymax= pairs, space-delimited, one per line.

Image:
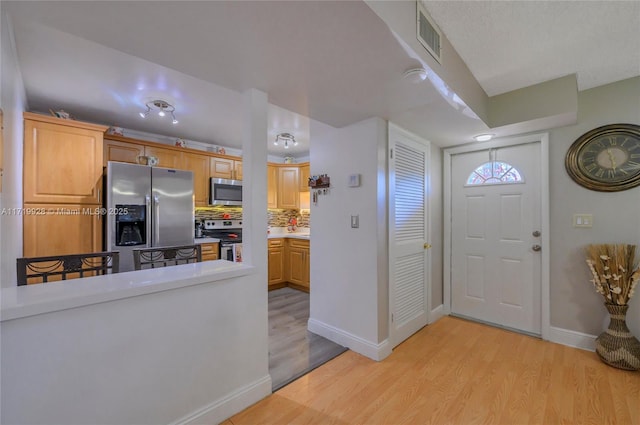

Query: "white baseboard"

xmin=547 ymin=326 xmax=597 ymax=351
xmin=308 ymin=318 xmax=392 ymax=361
xmin=173 ymin=375 xmax=272 ymax=425
xmin=429 ymin=305 xmax=444 ymax=323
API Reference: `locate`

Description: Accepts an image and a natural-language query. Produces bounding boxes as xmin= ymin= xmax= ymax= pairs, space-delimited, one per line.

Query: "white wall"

xmin=1 ymin=274 xmax=271 ymax=424
xmin=430 ymin=145 xmax=443 ymax=309
xmin=548 ymin=76 xmax=640 ymax=337
xmin=309 ymin=117 xmax=390 ymax=359
xmin=0 ymin=10 xmax=27 ymax=287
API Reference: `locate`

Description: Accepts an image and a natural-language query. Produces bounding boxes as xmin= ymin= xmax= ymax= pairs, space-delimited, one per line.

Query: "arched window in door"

xmin=466 ymin=161 xmax=524 ymax=186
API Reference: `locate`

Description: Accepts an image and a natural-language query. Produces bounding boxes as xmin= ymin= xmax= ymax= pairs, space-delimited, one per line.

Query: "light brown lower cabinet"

xmin=268 ymin=238 xmax=310 ymax=292
xmin=286 ymin=239 xmax=310 ymax=292
xmin=200 ymin=242 xmax=219 ymax=261
xmin=268 ymin=238 xmax=286 ymax=289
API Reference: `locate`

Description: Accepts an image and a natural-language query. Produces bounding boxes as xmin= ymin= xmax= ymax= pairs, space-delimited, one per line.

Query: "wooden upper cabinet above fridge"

xmin=23 ymin=113 xmax=108 ymax=205
xmin=183 ymin=152 xmax=210 ymax=206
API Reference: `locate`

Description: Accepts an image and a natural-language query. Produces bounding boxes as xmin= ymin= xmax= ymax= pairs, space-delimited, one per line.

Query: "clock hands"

xmin=606 ymin=148 xmax=617 ymax=170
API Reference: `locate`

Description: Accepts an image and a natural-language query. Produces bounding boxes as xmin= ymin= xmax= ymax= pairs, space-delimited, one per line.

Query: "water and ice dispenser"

xmin=115 ymin=204 xmax=146 ymax=246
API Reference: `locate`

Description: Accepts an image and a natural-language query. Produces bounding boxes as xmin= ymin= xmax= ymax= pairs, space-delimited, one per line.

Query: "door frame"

xmin=388 ymin=122 xmax=432 ymax=348
xmin=443 ymin=133 xmax=550 ymax=340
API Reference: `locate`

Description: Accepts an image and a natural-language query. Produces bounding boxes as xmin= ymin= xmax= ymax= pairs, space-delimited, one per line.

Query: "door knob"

xmin=424 ymin=243 xmax=432 ymax=249
xmin=532 ymin=230 xmax=541 ymax=237
xmin=532 ymin=244 xmax=542 ymax=252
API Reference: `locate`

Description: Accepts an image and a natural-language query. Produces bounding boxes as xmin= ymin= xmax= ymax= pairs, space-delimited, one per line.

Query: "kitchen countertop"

xmin=268 ymin=232 xmax=310 ymax=240
xmin=1 ymin=260 xmax=252 ymax=321
xmin=194 ymin=237 xmax=221 ymax=244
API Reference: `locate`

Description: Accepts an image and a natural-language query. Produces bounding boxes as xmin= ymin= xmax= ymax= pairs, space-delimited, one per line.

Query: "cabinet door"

xmin=268 ymin=239 xmax=285 ymax=286
xmin=144 ymin=146 xmax=183 ymax=169
xmin=24 ymin=118 xmax=104 ymax=204
xmin=183 ymin=152 xmax=210 ymax=206
xmin=267 ymin=165 xmax=278 ymax=209
xmin=287 ymin=246 xmax=306 ymax=285
xmin=210 ymin=157 xmax=235 ymax=180
xmin=278 ymin=166 xmax=299 ymax=209
xmin=299 ymin=164 xmax=310 ymax=192
xmin=103 ymin=139 xmax=145 ymax=166
xmin=234 ymin=160 xmax=243 ymax=181
xmin=23 ymin=204 xmax=102 ymax=257
xmin=200 ymin=242 xmax=219 ymax=261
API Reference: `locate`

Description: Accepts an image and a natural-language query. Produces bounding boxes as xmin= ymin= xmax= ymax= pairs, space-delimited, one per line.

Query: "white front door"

xmin=389 ymin=124 xmax=430 ymax=348
xmin=450 ymin=142 xmax=542 ymax=334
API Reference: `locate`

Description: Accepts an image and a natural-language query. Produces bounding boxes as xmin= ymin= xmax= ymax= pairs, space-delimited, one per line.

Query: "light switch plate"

xmin=348 ymin=174 xmax=361 ymax=187
xmin=573 ymin=214 xmax=593 ymax=228
xmin=351 ymin=215 xmax=359 ymax=228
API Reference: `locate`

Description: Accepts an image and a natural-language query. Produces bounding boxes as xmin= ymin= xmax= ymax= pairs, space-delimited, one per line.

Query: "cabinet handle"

xmin=97 ymin=188 xmax=101 ymax=204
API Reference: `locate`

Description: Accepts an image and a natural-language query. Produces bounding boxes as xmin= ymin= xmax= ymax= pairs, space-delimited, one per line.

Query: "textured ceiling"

xmin=423 ymin=0 xmax=640 ymax=96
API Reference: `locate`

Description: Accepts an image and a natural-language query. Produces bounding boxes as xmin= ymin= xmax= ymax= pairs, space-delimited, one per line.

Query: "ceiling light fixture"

xmin=474 ymin=133 xmax=494 ymax=142
xmin=402 ymin=67 xmax=428 ymax=83
xmin=139 ymin=99 xmax=178 ymax=124
xmin=273 ymin=132 xmax=298 ymax=149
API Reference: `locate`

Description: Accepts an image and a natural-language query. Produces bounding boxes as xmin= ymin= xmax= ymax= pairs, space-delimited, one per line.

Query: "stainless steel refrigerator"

xmin=106 ymin=161 xmax=194 ymax=272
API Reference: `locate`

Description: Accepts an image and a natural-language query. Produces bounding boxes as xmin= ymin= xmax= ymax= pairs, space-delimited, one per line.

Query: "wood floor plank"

xmin=231 ymin=316 xmax=640 ymax=425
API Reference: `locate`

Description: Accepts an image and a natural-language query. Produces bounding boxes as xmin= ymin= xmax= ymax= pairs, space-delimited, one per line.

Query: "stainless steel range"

xmin=201 ymin=219 xmax=243 ymax=262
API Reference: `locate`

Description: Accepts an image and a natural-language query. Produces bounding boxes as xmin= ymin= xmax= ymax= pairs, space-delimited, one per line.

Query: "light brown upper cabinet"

xmin=267 ymin=164 xmax=278 ymax=209
xmin=103 ymin=138 xmax=145 ymax=166
xmin=23 ymin=113 xmax=107 ymax=205
xmin=278 ymin=166 xmax=299 ymax=209
xmin=298 ymin=163 xmax=310 ymax=192
xmin=183 ymin=152 xmax=210 ymax=206
xmin=144 ymin=145 xmax=183 ymax=169
xmin=210 ymin=157 xmax=242 ymax=180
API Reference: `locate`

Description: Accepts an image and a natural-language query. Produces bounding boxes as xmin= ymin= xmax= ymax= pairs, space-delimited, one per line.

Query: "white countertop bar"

xmin=1 ymin=260 xmax=253 ymax=321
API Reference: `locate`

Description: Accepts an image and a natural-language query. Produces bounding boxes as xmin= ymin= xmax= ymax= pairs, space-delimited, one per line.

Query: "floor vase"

xmin=595 ymin=303 xmax=640 ymax=371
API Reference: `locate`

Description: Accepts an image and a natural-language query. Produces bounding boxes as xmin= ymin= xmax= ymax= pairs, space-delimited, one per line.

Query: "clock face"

xmin=566 ymin=124 xmax=640 ymax=191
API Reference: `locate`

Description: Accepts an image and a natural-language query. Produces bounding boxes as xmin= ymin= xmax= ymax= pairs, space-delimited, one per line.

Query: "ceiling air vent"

xmin=416 ymin=1 xmax=442 ymax=64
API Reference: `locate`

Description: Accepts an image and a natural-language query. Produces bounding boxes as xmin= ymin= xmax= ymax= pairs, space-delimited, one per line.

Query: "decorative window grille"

xmin=466 ymin=161 xmax=524 ymax=186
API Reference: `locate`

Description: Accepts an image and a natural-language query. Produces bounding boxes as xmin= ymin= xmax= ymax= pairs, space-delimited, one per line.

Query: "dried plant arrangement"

xmin=585 ymin=244 xmax=640 ymax=305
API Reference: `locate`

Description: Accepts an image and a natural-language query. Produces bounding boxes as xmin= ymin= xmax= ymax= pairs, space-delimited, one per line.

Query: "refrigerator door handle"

xmin=153 ymin=195 xmax=160 ymax=246
xmin=145 ymin=195 xmax=152 ymax=246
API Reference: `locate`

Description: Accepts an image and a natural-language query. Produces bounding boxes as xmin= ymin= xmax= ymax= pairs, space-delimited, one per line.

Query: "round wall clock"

xmin=565 ymin=123 xmax=640 ymax=192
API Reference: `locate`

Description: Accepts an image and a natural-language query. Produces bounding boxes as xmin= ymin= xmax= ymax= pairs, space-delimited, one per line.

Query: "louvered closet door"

xmin=389 ymin=125 xmax=430 ymax=348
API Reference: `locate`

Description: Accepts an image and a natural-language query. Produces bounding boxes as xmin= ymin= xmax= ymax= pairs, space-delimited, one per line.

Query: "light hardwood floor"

xmin=226 ymin=316 xmax=640 ymax=425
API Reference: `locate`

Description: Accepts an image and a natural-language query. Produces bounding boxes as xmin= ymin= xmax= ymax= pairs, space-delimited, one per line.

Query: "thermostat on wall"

xmin=348 ymin=174 xmax=361 ymax=187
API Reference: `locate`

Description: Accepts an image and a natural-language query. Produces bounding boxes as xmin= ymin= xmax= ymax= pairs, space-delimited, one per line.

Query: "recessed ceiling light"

xmin=403 ymin=68 xmax=428 ymax=84
xmin=474 ymin=134 xmax=494 ymax=142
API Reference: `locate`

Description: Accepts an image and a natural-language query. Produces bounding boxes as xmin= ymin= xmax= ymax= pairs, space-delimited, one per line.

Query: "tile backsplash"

xmin=195 ymin=207 xmax=243 ymax=221
xmin=268 ymin=209 xmax=310 ymax=228
xmin=195 ymin=207 xmax=310 ymax=228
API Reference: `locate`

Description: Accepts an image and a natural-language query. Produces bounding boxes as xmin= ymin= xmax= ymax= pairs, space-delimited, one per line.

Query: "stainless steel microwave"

xmin=210 ymin=178 xmax=242 ymax=206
